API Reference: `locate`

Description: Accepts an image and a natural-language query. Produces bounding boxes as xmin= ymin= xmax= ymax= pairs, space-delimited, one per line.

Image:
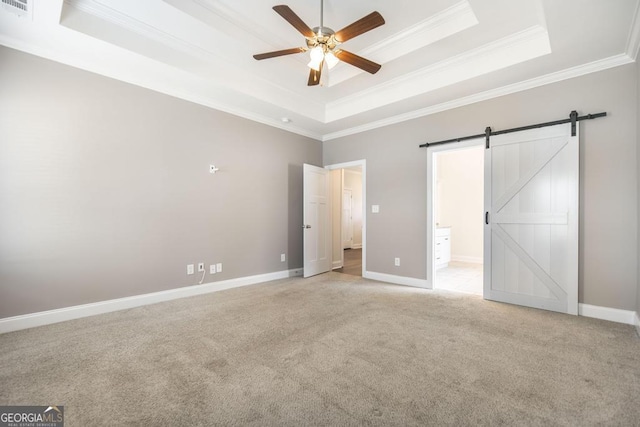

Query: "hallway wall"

xmin=436 ymin=146 xmax=484 ymax=262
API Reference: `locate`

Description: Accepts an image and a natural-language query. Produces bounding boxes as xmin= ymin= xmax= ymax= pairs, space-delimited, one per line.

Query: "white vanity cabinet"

xmin=435 ymin=227 xmax=451 ymax=269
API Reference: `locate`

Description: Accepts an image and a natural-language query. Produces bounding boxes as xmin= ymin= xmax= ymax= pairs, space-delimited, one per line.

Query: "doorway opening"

xmin=431 ymin=144 xmax=484 ymax=295
xmin=326 ymin=161 xmax=366 ymax=277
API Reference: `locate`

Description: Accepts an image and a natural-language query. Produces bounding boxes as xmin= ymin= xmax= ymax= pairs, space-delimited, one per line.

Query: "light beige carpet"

xmin=1 ymin=272 xmax=639 ymax=426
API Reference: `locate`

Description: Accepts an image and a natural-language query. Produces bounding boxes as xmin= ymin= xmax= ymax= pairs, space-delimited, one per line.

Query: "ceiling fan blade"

xmin=253 ymin=47 xmax=305 ymax=60
xmin=334 ymin=11 xmax=385 ymax=43
xmin=334 ymin=50 xmax=381 ymax=74
xmin=273 ymin=5 xmax=315 ymax=38
xmin=307 ymin=60 xmax=324 ymax=86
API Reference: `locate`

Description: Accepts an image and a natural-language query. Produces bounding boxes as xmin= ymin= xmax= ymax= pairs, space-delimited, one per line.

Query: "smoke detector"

xmin=1 ymin=0 xmax=32 ymax=19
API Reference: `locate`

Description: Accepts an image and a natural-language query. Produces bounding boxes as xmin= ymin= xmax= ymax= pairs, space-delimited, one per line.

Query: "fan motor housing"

xmin=307 ymin=26 xmax=338 ymax=50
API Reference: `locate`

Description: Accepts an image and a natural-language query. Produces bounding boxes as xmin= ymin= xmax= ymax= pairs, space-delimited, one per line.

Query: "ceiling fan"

xmin=253 ymin=1 xmax=385 ymax=86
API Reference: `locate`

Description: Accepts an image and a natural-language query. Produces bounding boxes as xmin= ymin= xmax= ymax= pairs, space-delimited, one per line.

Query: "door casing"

xmin=426 ymin=139 xmax=484 ymax=289
xmin=325 ymin=160 xmax=367 ymax=277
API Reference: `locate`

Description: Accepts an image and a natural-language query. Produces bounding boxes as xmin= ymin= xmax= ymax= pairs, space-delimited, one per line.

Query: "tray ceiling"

xmin=0 ymin=0 xmax=638 ymax=140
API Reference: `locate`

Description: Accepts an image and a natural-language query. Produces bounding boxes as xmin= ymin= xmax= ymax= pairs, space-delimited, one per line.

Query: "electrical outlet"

xmin=372 ymin=205 xmax=380 ymax=213
xmin=210 ymin=265 xmax=216 ymax=275
xmin=281 ymin=253 xmax=286 ymax=262
xmin=198 ymin=262 xmax=205 ymax=272
xmin=394 ymin=257 xmax=400 ymax=267
xmin=216 ymin=263 xmax=223 ymax=273
xmin=187 ymin=264 xmax=195 ymax=275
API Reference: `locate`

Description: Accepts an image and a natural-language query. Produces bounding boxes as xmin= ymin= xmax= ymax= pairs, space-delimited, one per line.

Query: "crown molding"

xmin=0 ymin=32 xmax=323 ymax=141
xmin=163 ymin=0 xmax=297 ymax=58
xmin=625 ymin=0 xmax=640 ymax=60
xmin=3 ymin=30 xmax=629 ymax=144
xmin=62 ymin=0 xmax=324 ymax=120
xmin=322 ymin=53 xmax=633 ymax=141
xmin=364 ymin=0 xmax=476 ymax=55
xmin=325 ymin=25 xmax=551 ymax=123
xmin=64 ymin=0 xmax=219 ymax=62
xmin=328 ymin=0 xmax=478 ymax=87
xmin=186 ymin=0 xmax=279 ymax=43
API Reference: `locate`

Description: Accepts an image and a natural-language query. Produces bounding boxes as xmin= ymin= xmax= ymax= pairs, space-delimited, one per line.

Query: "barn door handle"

xmin=485 ymin=212 xmax=489 ymax=225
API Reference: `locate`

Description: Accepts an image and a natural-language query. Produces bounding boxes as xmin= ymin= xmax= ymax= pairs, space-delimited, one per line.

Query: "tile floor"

xmin=434 ymin=261 xmax=483 ymax=295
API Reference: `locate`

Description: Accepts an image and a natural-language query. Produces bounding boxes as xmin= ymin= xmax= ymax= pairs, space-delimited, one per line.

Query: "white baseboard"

xmin=4 ymin=270 xmax=635 ymax=334
xmin=451 ymin=255 xmax=483 ymax=264
xmin=332 ymin=260 xmax=343 ymax=270
xmin=578 ymin=303 xmax=636 ymax=325
xmin=0 ymin=268 xmax=303 ymax=334
xmin=364 ymin=271 xmax=428 ymax=288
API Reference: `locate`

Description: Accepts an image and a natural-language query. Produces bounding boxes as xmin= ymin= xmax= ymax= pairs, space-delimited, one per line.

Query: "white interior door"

xmin=303 ymin=164 xmax=332 ymax=278
xmin=484 ymin=123 xmax=578 ymax=314
xmin=342 ymin=189 xmax=353 ymax=249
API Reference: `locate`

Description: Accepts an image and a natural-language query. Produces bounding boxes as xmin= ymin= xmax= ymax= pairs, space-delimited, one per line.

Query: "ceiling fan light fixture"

xmin=307 ymin=58 xmax=322 ymax=71
xmin=308 ymin=46 xmax=325 ymax=71
xmin=253 ymin=2 xmax=384 ymax=86
xmin=309 ymin=46 xmax=324 ymax=62
xmin=325 ymin=51 xmax=339 ymax=69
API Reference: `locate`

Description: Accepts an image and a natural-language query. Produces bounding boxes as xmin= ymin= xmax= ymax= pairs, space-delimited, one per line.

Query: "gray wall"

xmin=0 ymin=46 xmax=322 ymax=318
xmin=637 ymin=60 xmax=640 ymax=318
xmin=2 ymin=45 xmax=638 ymax=317
xmin=324 ymin=64 xmax=639 ymax=311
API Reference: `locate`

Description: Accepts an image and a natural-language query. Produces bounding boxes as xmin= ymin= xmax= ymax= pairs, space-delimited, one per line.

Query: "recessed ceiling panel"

xmin=0 ymin=0 xmax=637 ymax=140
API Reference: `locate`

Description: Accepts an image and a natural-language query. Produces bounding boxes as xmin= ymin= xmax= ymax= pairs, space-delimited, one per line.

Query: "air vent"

xmin=1 ymin=0 xmax=32 ymax=19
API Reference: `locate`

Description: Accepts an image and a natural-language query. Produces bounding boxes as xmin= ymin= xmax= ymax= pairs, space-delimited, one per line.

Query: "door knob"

xmin=302 ymin=225 xmax=311 ymax=229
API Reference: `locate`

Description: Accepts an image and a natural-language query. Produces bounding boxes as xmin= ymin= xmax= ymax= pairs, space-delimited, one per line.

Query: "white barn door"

xmin=303 ymin=164 xmax=332 ymax=278
xmin=484 ymin=123 xmax=578 ymax=315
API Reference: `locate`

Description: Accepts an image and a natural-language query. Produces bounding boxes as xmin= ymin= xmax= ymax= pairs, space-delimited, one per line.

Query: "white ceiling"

xmin=1 ymin=0 xmax=639 ymax=140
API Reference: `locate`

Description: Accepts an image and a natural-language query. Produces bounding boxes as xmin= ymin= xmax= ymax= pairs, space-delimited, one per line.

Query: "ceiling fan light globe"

xmin=309 ymin=46 xmax=324 ymax=62
xmin=307 ymin=59 xmax=322 ymax=71
xmin=325 ymin=51 xmax=339 ymax=69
